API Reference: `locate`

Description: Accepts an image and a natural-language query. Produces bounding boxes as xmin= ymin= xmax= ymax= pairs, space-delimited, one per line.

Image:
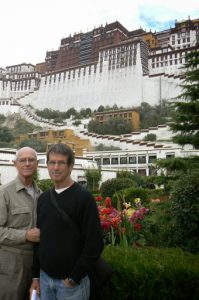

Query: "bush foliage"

xmin=100 ymin=177 xmax=136 ymax=198
xmin=169 ymin=169 xmax=199 ymax=253
xmin=93 ymin=246 xmax=199 ymax=300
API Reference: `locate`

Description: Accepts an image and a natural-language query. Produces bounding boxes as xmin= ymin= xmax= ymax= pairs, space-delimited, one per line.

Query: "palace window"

xmin=103 ymin=158 xmax=110 ymax=165
xmin=138 ymin=156 xmax=146 ymax=164
xmin=120 ymin=157 xmax=127 ymax=164
xmin=111 ymin=157 xmax=119 ymax=164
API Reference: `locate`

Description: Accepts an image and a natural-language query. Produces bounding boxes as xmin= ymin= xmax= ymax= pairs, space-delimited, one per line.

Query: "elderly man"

xmin=0 ymin=147 xmax=41 ymax=300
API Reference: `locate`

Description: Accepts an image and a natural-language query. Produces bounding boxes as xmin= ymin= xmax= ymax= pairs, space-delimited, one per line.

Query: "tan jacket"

xmin=0 ymin=176 xmax=41 ymax=251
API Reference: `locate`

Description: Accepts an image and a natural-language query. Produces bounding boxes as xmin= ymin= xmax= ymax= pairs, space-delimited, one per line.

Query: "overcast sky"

xmin=0 ymin=0 xmax=198 ymax=68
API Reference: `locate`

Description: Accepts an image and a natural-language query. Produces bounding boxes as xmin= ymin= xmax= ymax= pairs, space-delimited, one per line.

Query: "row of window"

xmin=151 ymin=59 xmax=183 ymax=68
xmin=96 ymin=112 xmax=132 ymax=121
xmin=29 ymin=131 xmax=65 ymax=138
xmin=6 ymin=73 xmax=38 ymax=79
xmin=101 ymin=45 xmax=136 ymax=58
xmin=92 ymin=153 xmax=175 ymax=165
xmin=0 ymin=100 xmax=9 ymax=105
xmin=2 ymin=80 xmax=33 ymax=91
xmin=152 ymin=52 xmax=184 ymax=62
xmin=44 ymin=65 xmax=99 ymax=84
xmin=171 ymin=37 xmax=190 ymax=44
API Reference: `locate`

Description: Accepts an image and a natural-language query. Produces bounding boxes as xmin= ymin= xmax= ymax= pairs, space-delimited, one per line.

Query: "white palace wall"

xmin=142 ymin=74 xmax=182 ymax=104
xmin=22 ymin=44 xmax=143 ymax=111
xmin=1 ymin=41 xmax=187 ymax=114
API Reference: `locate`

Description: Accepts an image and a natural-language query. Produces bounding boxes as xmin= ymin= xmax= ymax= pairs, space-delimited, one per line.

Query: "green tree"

xmin=95 ymin=143 xmax=121 ymax=151
xmin=88 ymin=117 xmax=132 ymax=135
xmin=169 ymin=169 xmax=199 ymax=253
xmin=85 ymin=168 xmax=101 ymax=192
xmin=139 ymin=101 xmax=173 ymax=129
xmin=0 ymin=127 xmax=14 ymax=142
xmin=0 ymin=114 xmax=6 ymax=124
xmin=19 ymin=139 xmax=47 ymax=152
xmin=143 ymin=133 xmax=157 ymax=141
xmin=170 ymin=51 xmax=199 ymax=148
xmin=14 ymin=119 xmax=41 ymax=136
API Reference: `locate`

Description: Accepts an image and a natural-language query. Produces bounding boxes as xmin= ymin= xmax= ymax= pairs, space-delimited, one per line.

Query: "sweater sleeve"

xmin=69 ymin=192 xmax=104 ymax=283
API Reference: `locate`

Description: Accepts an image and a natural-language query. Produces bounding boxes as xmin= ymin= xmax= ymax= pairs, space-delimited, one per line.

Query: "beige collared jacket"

xmin=0 ymin=176 xmax=42 ymax=251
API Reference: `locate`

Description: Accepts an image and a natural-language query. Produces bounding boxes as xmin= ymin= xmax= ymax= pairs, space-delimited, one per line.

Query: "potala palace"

xmin=0 ymin=17 xmax=198 ymax=113
xmin=0 ymin=17 xmax=198 ymax=184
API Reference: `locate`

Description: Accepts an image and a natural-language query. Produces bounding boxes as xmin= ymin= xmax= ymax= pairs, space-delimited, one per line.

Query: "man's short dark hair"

xmin=47 ymin=143 xmax=75 ymax=166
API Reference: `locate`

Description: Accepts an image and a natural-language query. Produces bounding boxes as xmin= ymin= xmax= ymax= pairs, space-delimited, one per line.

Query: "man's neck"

xmin=18 ymin=175 xmax=33 ymax=187
xmin=54 ymin=179 xmax=74 ymax=190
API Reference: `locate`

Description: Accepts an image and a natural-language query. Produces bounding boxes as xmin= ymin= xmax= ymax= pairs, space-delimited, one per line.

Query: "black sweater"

xmin=32 ymin=182 xmax=104 ymax=283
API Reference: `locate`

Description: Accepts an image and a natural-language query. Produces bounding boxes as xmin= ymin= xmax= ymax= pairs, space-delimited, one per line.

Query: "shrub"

xmin=143 ymin=200 xmax=174 ymax=248
xmin=169 ymin=169 xmax=199 ymax=253
xmin=112 ymin=187 xmax=151 ymax=209
xmin=94 ymin=246 xmax=199 ymax=300
xmin=100 ymin=178 xmax=135 ymax=199
xmin=37 ymin=179 xmax=53 ymax=192
xmin=85 ymin=168 xmax=101 ymax=192
xmin=143 ymin=133 xmax=157 ymax=141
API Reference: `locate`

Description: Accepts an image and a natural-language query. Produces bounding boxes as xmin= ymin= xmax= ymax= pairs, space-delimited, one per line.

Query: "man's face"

xmin=47 ymin=153 xmax=73 ymax=185
xmin=14 ymin=148 xmax=38 ymax=179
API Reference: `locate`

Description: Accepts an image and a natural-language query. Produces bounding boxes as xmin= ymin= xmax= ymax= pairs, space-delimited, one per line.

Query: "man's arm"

xmin=68 ymin=192 xmax=104 ymax=283
xmin=0 ymin=190 xmax=40 ymax=245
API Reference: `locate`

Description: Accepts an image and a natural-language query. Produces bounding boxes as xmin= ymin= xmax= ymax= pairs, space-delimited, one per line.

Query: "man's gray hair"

xmin=15 ymin=147 xmax=37 ymax=161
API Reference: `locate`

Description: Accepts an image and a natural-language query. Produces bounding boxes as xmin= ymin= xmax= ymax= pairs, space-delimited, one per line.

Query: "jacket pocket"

xmin=10 ymin=207 xmax=32 ymax=228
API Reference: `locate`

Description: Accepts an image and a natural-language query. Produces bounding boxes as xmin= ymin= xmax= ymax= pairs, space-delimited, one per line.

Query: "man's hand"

xmin=26 ymin=228 xmax=40 ymax=242
xmin=29 ymin=279 xmax=40 ymax=299
xmin=63 ymin=277 xmax=77 ymax=288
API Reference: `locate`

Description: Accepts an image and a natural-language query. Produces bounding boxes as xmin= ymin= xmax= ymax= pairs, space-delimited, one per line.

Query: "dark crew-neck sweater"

xmin=32 ymin=182 xmax=104 ymax=283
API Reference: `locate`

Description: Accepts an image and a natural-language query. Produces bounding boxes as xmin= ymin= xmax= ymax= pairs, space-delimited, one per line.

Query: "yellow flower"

xmin=134 ymin=198 xmax=141 ymax=204
xmin=123 ymin=202 xmax=131 ymax=209
xmin=126 ymin=208 xmax=135 ymax=216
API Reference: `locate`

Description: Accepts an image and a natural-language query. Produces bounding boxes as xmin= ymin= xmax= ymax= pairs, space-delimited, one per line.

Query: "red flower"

xmin=96 ymin=195 xmax=103 ymax=202
xmin=105 ymin=197 xmax=112 ymax=208
xmin=101 ymin=208 xmax=111 ymax=215
xmin=134 ymin=223 xmax=142 ymax=232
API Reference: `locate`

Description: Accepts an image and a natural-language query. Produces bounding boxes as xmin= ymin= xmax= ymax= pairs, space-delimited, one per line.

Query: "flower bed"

xmin=95 ymin=196 xmax=149 ymax=247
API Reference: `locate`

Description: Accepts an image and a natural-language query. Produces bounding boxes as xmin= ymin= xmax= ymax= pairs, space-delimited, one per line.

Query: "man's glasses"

xmin=17 ymin=158 xmax=37 ymax=164
xmin=47 ymin=161 xmax=68 ymax=167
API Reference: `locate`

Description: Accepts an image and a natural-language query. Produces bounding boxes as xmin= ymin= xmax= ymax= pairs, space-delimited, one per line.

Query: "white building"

xmin=0 ymin=148 xmax=116 ymax=185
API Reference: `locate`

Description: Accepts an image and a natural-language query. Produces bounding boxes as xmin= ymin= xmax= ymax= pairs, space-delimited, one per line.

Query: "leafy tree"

xmin=138 ymin=101 xmax=173 ymax=129
xmin=37 ymin=179 xmax=53 ymax=192
xmin=13 ymin=119 xmax=41 ymax=136
xmin=79 ymin=108 xmax=92 ymax=118
xmin=88 ymin=117 xmax=132 ymax=135
xmin=143 ymin=133 xmax=157 ymax=141
xmin=169 ymin=169 xmax=199 ymax=253
xmin=0 ymin=127 xmax=14 ymax=142
xmin=0 ymin=114 xmax=6 ymax=124
xmin=19 ymin=139 xmax=47 ymax=152
xmin=97 ymin=105 xmax=105 ymax=112
xmin=95 ymin=143 xmax=121 ymax=151
xmin=36 ymin=108 xmax=60 ymax=120
xmin=170 ymin=51 xmax=199 ymax=148
xmin=100 ymin=177 xmax=135 ymax=199
xmin=65 ymin=107 xmax=78 ymax=118
xmin=85 ymin=168 xmax=101 ymax=192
